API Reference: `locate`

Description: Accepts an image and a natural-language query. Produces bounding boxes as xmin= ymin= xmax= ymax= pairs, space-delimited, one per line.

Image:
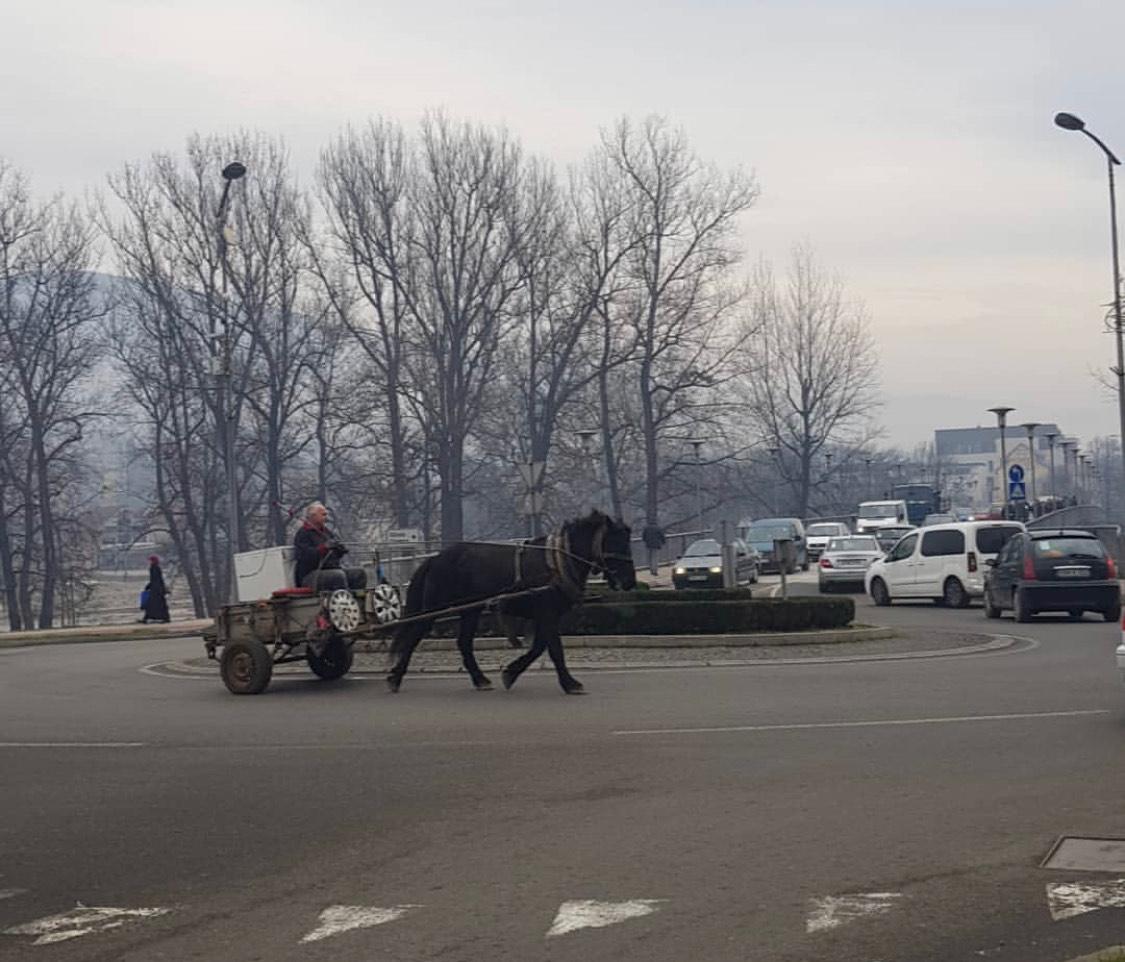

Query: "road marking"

xmin=0 ymin=889 xmax=27 ymax=900
xmin=3 ymin=905 xmax=171 ymax=945
xmin=300 ymin=905 xmax=419 ymax=943
xmin=807 ymin=892 xmax=903 ymax=933
xmin=1047 ymin=880 xmax=1125 ymax=921
xmin=0 ymin=747 xmax=146 ymax=751
xmin=546 ymin=899 xmax=665 ymax=937
xmin=614 ymin=709 xmax=1110 ymax=736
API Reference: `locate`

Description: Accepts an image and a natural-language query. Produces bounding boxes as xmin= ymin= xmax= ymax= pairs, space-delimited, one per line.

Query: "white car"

xmin=806 ymin=522 xmax=851 ymax=561
xmin=865 ymin=521 xmax=1026 ymax=608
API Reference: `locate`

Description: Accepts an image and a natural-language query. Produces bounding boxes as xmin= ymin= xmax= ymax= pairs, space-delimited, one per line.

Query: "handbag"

xmin=139 ymin=589 xmax=150 ymax=609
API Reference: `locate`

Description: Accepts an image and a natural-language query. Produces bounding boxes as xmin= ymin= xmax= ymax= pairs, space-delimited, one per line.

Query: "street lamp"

xmin=686 ymin=439 xmax=705 ymax=534
xmin=768 ymin=446 xmax=781 ymax=515
xmin=864 ymin=456 xmax=873 ymax=499
xmin=577 ymin=429 xmax=599 ymax=509
xmin=988 ymin=406 xmax=1014 ymax=514
xmin=1020 ymin=422 xmax=1040 ymax=506
xmin=216 ymin=159 xmax=246 ymax=600
xmin=1045 ymin=431 xmax=1058 ymax=500
xmin=1055 ymin=111 xmax=1125 ymax=520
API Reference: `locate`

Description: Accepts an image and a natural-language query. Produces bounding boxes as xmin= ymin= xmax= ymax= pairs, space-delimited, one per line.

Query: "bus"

xmin=891 ymin=483 xmax=943 ymax=527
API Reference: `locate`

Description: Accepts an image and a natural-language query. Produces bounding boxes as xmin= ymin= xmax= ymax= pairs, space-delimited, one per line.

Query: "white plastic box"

xmin=233 ymin=547 xmax=295 ymax=601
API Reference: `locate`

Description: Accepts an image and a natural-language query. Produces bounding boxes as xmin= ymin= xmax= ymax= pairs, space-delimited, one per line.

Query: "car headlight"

xmin=710 ymin=566 xmax=722 ymax=574
xmin=674 ymin=567 xmax=686 ymax=575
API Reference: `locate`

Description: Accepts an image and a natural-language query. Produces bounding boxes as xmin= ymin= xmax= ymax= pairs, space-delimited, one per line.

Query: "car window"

xmin=684 ymin=540 xmax=721 ymax=557
xmin=998 ymin=535 xmax=1023 ymax=565
xmin=828 ymin=537 xmax=879 ymax=552
xmin=920 ymin=529 xmax=965 ymax=557
xmin=1032 ymin=537 xmax=1106 ymax=559
xmin=888 ymin=534 xmax=918 ymax=562
xmin=975 ymin=525 xmax=1022 ymax=554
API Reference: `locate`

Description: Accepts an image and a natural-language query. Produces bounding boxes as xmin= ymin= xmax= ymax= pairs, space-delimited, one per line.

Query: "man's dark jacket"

xmin=293 ymin=522 xmax=342 ymax=585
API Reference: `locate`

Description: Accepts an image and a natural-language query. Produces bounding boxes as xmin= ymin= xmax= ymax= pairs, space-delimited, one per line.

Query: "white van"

xmin=855 ymin=500 xmax=909 ymax=534
xmin=864 ymin=521 xmax=1026 ymax=607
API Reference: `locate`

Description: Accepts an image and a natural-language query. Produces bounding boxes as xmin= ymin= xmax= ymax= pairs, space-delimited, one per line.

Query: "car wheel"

xmin=819 ymin=580 xmax=830 ymax=593
xmin=943 ymin=577 xmax=970 ymax=609
xmin=870 ymin=578 xmax=891 ymax=607
xmin=983 ymin=587 xmax=1001 ymax=619
xmin=1013 ymin=587 xmax=1033 ymax=623
xmin=1067 ymin=609 xmax=1084 ymax=621
xmin=1103 ymin=601 xmax=1122 ymax=623
xmin=801 ymin=559 xmax=810 ymax=572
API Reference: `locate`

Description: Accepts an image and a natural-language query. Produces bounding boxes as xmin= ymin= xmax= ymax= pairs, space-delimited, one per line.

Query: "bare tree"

xmin=0 ymin=161 xmax=104 ymax=627
xmin=742 ymin=247 xmax=881 ymax=519
xmin=598 ymin=116 xmax=757 ymax=534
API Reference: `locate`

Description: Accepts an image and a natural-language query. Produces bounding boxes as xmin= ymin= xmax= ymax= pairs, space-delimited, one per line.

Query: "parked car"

xmin=806 ymin=521 xmax=851 ymax=561
xmin=818 ymin=536 xmax=884 ymax=592
xmin=740 ymin=518 xmax=808 ymax=573
xmin=873 ymin=525 xmax=916 ymax=552
xmin=866 ymin=521 xmax=1025 ymax=608
xmin=672 ymin=538 xmax=758 ymax=589
xmin=983 ymin=529 xmax=1120 ymax=622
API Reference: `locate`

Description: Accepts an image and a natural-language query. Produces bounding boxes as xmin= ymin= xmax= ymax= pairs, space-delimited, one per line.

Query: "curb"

xmin=0 ymin=620 xmax=211 ymax=649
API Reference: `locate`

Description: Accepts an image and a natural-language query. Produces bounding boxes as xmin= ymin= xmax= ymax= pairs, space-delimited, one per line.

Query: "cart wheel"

xmin=307 ymin=635 xmax=354 ymax=680
xmin=370 ymin=583 xmax=402 ymax=625
xmin=327 ymin=589 xmax=362 ymax=632
xmin=220 ymin=640 xmax=273 ymax=695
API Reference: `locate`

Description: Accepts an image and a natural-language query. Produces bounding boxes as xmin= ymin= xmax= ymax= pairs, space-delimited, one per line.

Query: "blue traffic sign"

xmin=1009 ymin=480 xmax=1027 ymax=501
xmin=1008 ymin=464 xmax=1024 ymax=483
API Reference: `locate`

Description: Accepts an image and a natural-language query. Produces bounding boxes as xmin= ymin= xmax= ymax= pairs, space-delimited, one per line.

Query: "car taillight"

xmin=819 ymin=558 xmax=833 ymax=568
xmin=1023 ymin=553 xmax=1035 ymax=580
xmin=967 ymin=551 xmax=977 ymax=573
xmin=1109 ymin=556 xmax=1118 ymax=579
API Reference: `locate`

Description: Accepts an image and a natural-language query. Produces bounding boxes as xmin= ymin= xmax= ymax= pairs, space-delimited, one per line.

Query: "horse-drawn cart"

xmin=203 ymin=547 xmax=404 ymax=694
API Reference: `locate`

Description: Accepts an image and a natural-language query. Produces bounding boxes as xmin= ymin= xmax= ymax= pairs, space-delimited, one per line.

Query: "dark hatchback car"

xmin=672 ymin=538 xmax=758 ymax=589
xmin=983 ymin=529 xmax=1121 ymax=622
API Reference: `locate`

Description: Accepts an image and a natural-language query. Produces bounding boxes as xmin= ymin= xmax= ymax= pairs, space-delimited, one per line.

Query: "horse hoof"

xmin=386 ymin=677 xmax=401 ymax=694
xmin=563 ymin=682 xmax=586 ymax=696
xmin=474 ymin=677 xmax=493 ymax=691
xmin=501 ymin=668 xmax=516 ymax=690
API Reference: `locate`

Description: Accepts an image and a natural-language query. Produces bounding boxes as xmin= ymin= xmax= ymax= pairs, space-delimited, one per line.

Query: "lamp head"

xmin=1054 ymin=112 xmax=1085 ymax=132
xmin=987 ymin=406 xmax=1014 ymax=426
xmin=221 ymin=161 xmax=247 ymax=181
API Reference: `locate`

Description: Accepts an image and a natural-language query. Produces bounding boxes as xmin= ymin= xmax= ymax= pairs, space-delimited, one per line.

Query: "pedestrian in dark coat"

xmin=141 ymin=555 xmax=171 ymax=623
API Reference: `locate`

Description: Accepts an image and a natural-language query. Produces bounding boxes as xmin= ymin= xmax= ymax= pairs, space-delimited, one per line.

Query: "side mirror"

xmin=984 ymin=558 xmax=997 ymax=567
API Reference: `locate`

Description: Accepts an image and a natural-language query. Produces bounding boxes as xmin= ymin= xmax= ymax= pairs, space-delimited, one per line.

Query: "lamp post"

xmin=1020 ymin=422 xmax=1040 ymax=507
xmin=824 ymin=451 xmax=834 ymax=513
xmin=216 ymin=159 xmax=246 ymax=601
xmin=577 ymin=429 xmax=599 ymax=510
xmin=864 ymin=457 xmax=873 ymax=499
xmin=1045 ymin=432 xmax=1058 ymax=500
xmin=768 ymin=446 xmax=781 ymax=515
xmin=988 ymin=406 xmax=1014 ymax=514
xmin=1055 ymin=111 xmax=1125 ymax=520
xmin=686 ymin=439 xmax=705 ymax=534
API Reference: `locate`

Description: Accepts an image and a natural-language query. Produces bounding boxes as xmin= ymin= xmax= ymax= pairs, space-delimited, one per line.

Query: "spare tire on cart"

xmin=220 ymin=639 xmax=274 ymax=695
xmin=307 ymin=634 xmax=354 ymax=680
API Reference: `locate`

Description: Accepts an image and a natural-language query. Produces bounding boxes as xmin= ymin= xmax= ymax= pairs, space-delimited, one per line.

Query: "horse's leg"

xmin=543 ymin=619 xmax=584 ymax=695
xmin=498 ymin=611 xmax=524 ymax=649
xmin=386 ymin=622 xmax=428 ymax=693
xmin=456 ymin=609 xmax=492 ymax=690
xmin=501 ymin=625 xmax=548 ymax=690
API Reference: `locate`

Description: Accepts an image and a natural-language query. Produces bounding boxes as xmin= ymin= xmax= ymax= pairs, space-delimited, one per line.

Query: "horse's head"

xmin=583 ymin=510 xmax=636 ymax=591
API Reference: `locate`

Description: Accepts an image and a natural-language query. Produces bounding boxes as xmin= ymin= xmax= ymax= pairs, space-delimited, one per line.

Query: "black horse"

xmin=386 ymin=510 xmax=636 ymax=694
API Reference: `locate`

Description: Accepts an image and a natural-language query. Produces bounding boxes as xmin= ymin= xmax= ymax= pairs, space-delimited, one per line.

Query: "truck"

xmin=855 ymin=500 xmax=910 ymax=534
xmin=891 ymin=483 xmax=944 ymax=528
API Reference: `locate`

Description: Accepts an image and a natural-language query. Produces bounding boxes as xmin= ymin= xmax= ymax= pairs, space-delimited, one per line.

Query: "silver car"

xmin=818 ymin=535 xmax=884 ymax=592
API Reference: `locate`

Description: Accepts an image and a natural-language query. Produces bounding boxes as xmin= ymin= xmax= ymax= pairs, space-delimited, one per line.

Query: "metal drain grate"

xmin=1042 ymin=837 xmax=1125 ymax=872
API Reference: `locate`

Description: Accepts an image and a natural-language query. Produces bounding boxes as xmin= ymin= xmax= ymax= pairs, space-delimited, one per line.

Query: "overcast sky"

xmin=3 ymin=0 xmax=1123 ymax=448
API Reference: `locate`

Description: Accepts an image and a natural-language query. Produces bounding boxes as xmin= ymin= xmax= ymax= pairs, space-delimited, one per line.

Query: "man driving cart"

xmin=293 ymin=501 xmax=367 ymax=591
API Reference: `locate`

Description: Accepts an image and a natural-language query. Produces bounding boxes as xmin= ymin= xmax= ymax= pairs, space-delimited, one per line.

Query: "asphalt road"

xmin=2 ymin=573 xmax=1125 ymax=962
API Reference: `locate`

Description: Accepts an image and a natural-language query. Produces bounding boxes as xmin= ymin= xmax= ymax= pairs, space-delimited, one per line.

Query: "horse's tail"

xmin=390 ymin=556 xmax=435 ymax=657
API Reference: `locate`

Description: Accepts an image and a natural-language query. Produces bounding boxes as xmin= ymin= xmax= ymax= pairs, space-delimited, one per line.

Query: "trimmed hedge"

xmin=421 ymin=593 xmax=853 ymax=636
xmin=586 ymin=588 xmax=755 ymax=604
xmin=558 ymin=597 xmax=854 ymax=635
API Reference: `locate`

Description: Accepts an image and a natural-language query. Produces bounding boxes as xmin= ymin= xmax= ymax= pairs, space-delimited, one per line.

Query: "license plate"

xmin=840 ymin=559 xmax=865 ymax=566
xmin=688 ymin=575 xmax=708 ymax=581
xmin=1056 ymin=568 xmax=1090 ymax=579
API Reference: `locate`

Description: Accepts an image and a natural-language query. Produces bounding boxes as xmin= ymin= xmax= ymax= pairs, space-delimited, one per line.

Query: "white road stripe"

xmin=3 ymin=905 xmax=171 ymax=945
xmin=546 ymin=899 xmax=665 ymax=937
xmin=0 ymin=888 xmax=27 ymax=900
xmin=0 ymin=747 xmax=145 ymax=751
xmin=300 ymin=905 xmax=419 ymax=943
xmin=1047 ymin=880 xmax=1125 ymax=921
xmin=614 ymin=709 xmax=1110 ymax=736
xmin=807 ymin=892 xmax=903 ymax=933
